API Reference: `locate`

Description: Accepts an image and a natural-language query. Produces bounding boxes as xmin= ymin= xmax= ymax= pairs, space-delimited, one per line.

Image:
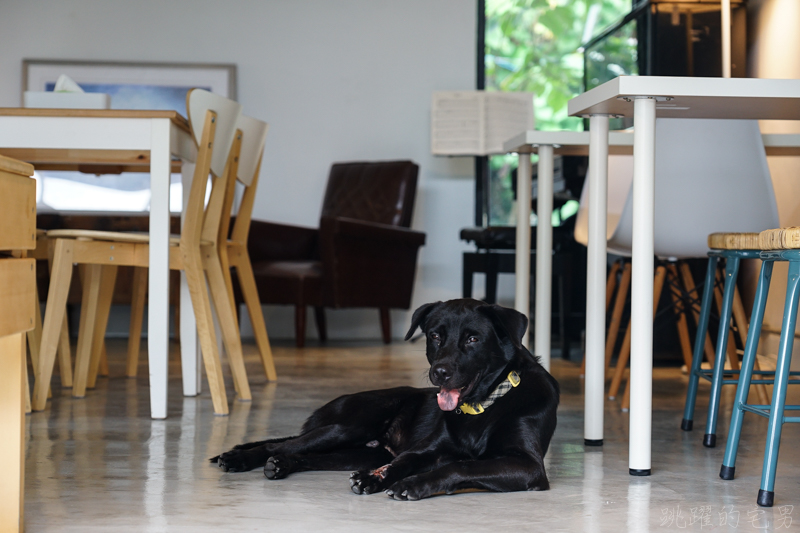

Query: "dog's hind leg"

xmin=215 ymin=424 xmax=382 ymax=473
xmin=210 ymin=436 xmax=297 ymax=471
xmin=228 ymin=435 xmax=295 ymax=452
xmin=265 ymin=447 xmax=394 ymax=480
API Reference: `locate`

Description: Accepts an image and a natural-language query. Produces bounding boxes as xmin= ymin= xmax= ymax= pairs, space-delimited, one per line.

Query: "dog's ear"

xmin=404 ymin=301 xmax=441 ymax=340
xmin=477 ymin=304 xmax=528 ymax=349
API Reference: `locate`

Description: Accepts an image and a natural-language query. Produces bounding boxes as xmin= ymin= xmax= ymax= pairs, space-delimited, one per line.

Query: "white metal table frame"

xmin=503 ymin=131 xmax=635 ymax=372
xmin=0 ymin=111 xmax=200 ymax=419
xmin=568 ymin=75 xmax=800 ymax=475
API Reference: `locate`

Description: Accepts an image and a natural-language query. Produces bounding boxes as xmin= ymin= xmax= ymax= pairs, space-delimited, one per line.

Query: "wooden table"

xmin=0 ymin=109 xmax=198 ymax=420
xmin=567 ymin=75 xmax=800 ymax=475
xmin=0 ymin=154 xmax=36 ymax=533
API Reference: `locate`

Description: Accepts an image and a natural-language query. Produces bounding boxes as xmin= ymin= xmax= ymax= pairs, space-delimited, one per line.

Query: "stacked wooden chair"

xmin=125 ymin=113 xmax=277 ymax=382
xmin=33 ymin=89 xmax=249 ymax=415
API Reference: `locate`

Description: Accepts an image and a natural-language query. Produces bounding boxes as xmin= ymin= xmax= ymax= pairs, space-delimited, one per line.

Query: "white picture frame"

xmin=23 ymin=59 xmax=237 ymax=116
xmin=21 ymin=59 xmax=236 ymax=213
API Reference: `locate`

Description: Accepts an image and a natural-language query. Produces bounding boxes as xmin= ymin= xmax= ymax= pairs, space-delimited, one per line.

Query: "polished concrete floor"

xmin=24 ymin=339 xmax=800 ymax=532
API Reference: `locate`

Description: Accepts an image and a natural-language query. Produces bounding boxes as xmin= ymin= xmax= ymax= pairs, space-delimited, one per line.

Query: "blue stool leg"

xmin=682 ymin=255 xmax=719 ymax=431
xmin=704 ymin=255 xmax=740 ymax=447
xmin=721 ymin=259 xmax=773 ymax=480
xmin=757 ymin=259 xmax=800 ymax=507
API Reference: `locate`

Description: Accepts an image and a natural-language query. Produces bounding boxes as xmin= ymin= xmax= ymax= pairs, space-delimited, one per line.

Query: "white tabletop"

xmin=503 ymin=130 xmax=634 ymax=155
xmin=505 ymin=129 xmax=800 ymax=156
xmin=568 ymin=76 xmax=800 ymax=120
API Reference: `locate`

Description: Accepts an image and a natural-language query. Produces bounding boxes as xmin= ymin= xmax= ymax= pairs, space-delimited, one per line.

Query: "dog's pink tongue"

xmin=437 ymin=388 xmax=461 ymax=411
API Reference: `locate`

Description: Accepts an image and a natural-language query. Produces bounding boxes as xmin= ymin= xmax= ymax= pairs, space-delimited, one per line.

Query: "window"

xmin=483 ymin=0 xmax=632 ymax=226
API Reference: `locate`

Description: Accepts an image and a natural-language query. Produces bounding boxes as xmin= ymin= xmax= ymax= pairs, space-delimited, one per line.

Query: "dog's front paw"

xmin=264 ymin=455 xmax=295 ymax=480
xmin=215 ymin=448 xmax=264 ymax=472
xmin=350 ymin=465 xmax=391 ymax=495
xmin=385 ymin=477 xmax=427 ymax=501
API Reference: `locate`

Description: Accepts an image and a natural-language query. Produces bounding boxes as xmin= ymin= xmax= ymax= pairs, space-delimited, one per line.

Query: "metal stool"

xmin=682 ymin=232 xmax=769 ymax=447
xmin=720 ymin=227 xmax=800 ymax=507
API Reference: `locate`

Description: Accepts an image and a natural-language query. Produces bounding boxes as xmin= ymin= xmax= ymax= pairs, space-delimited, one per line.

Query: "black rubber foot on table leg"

xmin=757 ymin=489 xmax=774 ymax=507
xmin=629 ymin=468 xmax=651 ymax=476
xmin=719 ymin=465 xmax=735 ymax=480
xmin=584 ymin=439 xmax=603 ymax=447
xmin=703 ymin=434 xmax=716 ymax=448
xmin=681 ymin=418 xmax=693 ymax=431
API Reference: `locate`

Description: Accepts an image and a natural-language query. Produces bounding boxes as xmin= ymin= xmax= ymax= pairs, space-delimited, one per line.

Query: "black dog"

xmin=211 ymin=298 xmax=559 ymax=500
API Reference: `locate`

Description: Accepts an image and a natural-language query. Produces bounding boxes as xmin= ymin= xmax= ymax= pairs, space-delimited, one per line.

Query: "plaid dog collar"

xmin=457 ymin=371 xmax=521 ymax=415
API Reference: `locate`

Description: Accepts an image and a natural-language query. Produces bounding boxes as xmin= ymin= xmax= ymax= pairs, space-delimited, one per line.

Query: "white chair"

xmin=575 ymin=118 xmax=779 ymax=407
xmin=608 ymin=119 xmax=778 ymax=259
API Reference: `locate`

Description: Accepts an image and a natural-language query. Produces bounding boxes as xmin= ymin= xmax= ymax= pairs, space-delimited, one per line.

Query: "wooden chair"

xmin=127 ymin=114 xmax=277 ymax=381
xmin=0 ymin=154 xmax=37 ymax=533
xmin=33 ymin=89 xmax=247 ymax=416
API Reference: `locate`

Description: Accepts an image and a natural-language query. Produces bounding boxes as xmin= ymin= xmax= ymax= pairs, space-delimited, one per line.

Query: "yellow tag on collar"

xmin=457 ymin=371 xmax=520 ymax=415
xmin=458 ymin=403 xmax=484 ymax=415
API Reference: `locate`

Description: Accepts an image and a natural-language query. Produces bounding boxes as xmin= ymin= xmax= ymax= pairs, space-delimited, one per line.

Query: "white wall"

xmin=0 ymin=0 xmax=477 ymax=340
xmin=745 ymin=0 xmax=800 ymax=353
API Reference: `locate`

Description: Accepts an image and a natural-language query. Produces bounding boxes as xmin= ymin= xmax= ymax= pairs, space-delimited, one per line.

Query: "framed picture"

xmin=23 ymin=59 xmax=237 ymax=116
xmin=22 ymin=60 xmax=236 ymax=213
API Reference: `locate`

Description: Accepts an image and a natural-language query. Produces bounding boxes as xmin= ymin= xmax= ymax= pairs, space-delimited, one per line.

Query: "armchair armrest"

xmin=324 ymin=217 xmax=426 ymax=246
xmin=319 ymin=216 xmax=425 ymax=309
xmin=246 ymin=219 xmax=319 ymax=262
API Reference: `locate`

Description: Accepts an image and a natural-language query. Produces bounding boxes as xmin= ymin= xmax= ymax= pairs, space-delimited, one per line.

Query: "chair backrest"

xmin=186 ymin=88 xmax=243 ymax=178
xmin=183 ymin=89 xmax=242 ymax=246
xmin=575 ymin=119 xmax=778 ymax=259
xmin=223 ymin=114 xmax=269 ymax=245
xmin=574 ymin=154 xmax=634 ymax=255
xmin=319 ymin=160 xmax=419 ymax=227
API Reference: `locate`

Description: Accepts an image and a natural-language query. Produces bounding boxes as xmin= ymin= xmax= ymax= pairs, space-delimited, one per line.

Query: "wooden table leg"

xmin=0 ymin=332 xmax=25 ymax=533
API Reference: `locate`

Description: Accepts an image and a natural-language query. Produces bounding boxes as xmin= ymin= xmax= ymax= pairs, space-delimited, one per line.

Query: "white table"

xmin=503 ymin=131 xmax=635 ymax=372
xmin=567 ymin=75 xmax=800 ymax=475
xmin=0 ymin=109 xmax=199 ymax=420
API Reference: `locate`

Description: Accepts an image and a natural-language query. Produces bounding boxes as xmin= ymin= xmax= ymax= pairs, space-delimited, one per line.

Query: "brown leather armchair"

xmin=241 ymin=160 xmax=425 ymax=347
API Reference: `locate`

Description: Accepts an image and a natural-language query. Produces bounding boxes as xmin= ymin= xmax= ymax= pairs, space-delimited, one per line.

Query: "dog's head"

xmin=405 ymin=299 xmax=529 ymax=412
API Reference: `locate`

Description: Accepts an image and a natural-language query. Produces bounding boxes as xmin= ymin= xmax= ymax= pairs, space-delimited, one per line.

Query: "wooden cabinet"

xmin=0 ymin=153 xmax=36 ymax=533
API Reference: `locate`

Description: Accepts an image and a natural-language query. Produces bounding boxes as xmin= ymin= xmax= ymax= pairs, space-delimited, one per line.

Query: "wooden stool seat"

xmin=759 ymin=227 xmax=800 ymax=250
xmin=708 ymin=232 xmax=761 ymax=250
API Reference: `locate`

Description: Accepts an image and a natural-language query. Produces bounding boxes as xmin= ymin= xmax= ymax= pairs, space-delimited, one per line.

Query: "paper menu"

xmin=431 ymin=91 xmax=535 ymax=156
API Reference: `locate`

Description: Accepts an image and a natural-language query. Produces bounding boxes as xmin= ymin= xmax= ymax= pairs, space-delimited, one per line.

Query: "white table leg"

xmin=535 ymin=144 xmax=554 ymax=371
xmin=515 ymin=152 xmax=532 ymax=347
xmin=585 ymin=115 xmax=609 ymax=446
xmin=179 ymin=162 xmax=201 ymax=396
xmin=629 ymin=96 xmax=657 ymax=475
xmin=148 ymin=119 xmax=172 ymax=420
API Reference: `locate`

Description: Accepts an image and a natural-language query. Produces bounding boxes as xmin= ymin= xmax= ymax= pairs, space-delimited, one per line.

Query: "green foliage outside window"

xmin=485 ymin=0 xmax=632 ymax=225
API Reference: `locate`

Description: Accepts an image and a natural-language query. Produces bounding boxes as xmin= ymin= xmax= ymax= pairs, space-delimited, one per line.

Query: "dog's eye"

xmin=467 ymin=336 xmax=479 ymax=344
xmin=430 ymin=332 xmax=440 ymax=341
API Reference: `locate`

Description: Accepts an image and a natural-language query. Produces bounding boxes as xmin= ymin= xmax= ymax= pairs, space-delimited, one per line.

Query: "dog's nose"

xmin=432 ymin=364 xmax=452 ymax=385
